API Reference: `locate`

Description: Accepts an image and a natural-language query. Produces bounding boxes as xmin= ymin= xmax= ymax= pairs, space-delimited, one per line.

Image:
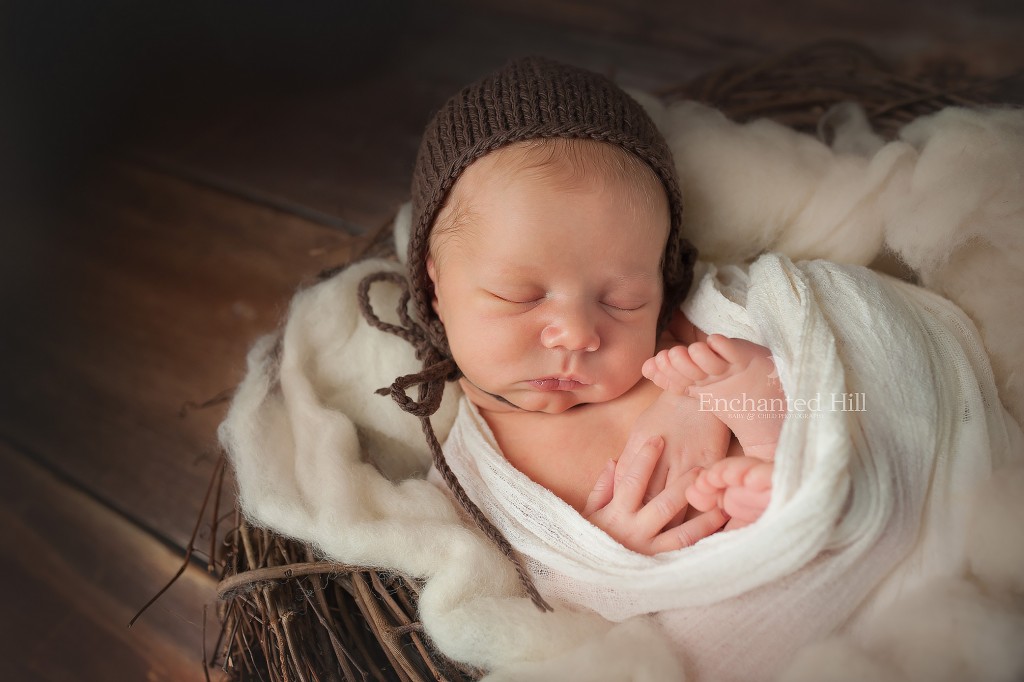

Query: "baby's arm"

xmin=617 ymin=388 xmax=733 ymax=510
xmin=615 ymin=312 xmax=733 ymax=508
xmin=583 ymin=436 xmax=727 ymax=555
xmin=645 ymin=333 xmax=784 ymax=526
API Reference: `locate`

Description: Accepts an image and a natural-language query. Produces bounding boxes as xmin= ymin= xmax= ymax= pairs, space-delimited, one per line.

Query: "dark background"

xmin=1 ymin=1 xmax=1021 ymax=679
xmin=1 ymin=2 xmax=410 ymax=200
xmin=5 ymin=0 xmax=1022 ymax=212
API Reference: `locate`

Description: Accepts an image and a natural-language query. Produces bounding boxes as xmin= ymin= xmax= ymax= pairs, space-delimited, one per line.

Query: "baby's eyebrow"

xmin=604 ymin=272 xmax=662 ymax=289
xmin=488 ymin=263 xmax=556 ymax=281
xmin=610 ymin=271 xmax=659 ymax=282
xmin=490 ymin=266 xmax=656 ymax=280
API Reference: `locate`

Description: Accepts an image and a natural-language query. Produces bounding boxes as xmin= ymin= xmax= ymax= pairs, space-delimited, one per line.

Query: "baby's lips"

xmin=530 ymin=378 xmax=586 ymax=391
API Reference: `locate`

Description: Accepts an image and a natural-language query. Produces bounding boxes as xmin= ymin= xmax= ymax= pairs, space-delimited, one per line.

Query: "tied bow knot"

xmin=357 ymin=270 xmax=459 ymax=418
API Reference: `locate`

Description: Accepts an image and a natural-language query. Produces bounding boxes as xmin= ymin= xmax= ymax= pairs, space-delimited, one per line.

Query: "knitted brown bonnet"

xmin=359 ymin=56 xmax=696 ymax=612
xmin=408 ymin=55 xmax=696 ymax=359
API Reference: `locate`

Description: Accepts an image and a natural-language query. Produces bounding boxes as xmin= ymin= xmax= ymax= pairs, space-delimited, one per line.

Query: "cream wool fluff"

xmin=637 ymin=99 xmax=1024 ymax=426
xmin=220 ymin=103 xmax=1024 ymax=681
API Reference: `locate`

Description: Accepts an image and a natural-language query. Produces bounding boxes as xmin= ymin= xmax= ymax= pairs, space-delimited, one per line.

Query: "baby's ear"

xmin=426 ymin=255 xmax=438 ymax=284
xmin=426 ymin=256 xmax=443 ymax=319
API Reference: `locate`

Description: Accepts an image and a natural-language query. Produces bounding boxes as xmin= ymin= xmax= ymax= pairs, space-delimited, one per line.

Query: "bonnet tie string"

xmin=357 ymin=271 xmax=439 ymax=362
xmin=358 ymin=270 xmax=553 ymax=612
xmin=357 ymin=270 xmax=459 ymax=416
xmin=377 ymin=358 xmax=455 ymax=417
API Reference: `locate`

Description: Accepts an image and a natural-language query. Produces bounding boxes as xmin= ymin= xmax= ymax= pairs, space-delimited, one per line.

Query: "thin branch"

xmin=218 ymin=562 xmax=368 ymax=599
xmin=130 ymin=454 xmax=226 ymax=627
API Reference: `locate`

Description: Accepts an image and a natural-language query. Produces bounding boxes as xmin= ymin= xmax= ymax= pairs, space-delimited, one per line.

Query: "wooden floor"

xmin=2 ymin=1 xmax=1021 ymax=679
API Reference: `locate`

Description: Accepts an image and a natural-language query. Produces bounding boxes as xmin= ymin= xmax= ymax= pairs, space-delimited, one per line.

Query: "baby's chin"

xmin=459 ymin=378 xmax=596 ymax=414
xmin=514 ymin=391 xmax=588 ymax=414
xmin=464 ymin=376 xmax=630 ymax=413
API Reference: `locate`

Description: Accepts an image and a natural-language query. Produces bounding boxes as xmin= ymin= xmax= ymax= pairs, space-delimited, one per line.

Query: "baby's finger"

xmin=640 ymin=466 xmax=700 ymax=531
xmin=664 ymin=467 xmax=692 ymax=528
xmin=613 ymin=436 xmax=664 ymax=511
xmin=652 ymin=507 xmax=727 ymax=553
xmin=582 ymin=459 xmax=616 ymax=517
xmin=665 ymin=464 xmax=709 ymax=525
xmin=613 ymin=431 xmax=648 ymax=486
xmin=641 ymin=457 xmax=671 ymax=505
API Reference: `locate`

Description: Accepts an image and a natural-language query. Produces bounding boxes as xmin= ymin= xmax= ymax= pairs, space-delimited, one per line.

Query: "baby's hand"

xmin=618 ymin=388 xmax=732 ymax=516
xmin=583 ymin=436 xmax=727 ymax=555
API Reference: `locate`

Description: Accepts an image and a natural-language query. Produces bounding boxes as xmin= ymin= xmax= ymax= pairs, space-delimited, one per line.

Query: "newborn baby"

xmin=425 ymin=136 xmax=784 ymax=553
xmin=362 ymin=57 xmax=787 ymax=597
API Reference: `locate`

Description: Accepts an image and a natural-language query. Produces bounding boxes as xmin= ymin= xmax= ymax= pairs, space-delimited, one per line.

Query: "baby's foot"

xmin=641 ymin=343 xmax=702 ymax=395
xmin=686 ymin=456 xmax=773 ymax=528
xmin=643 ymin=335 xmax=785 ymax=460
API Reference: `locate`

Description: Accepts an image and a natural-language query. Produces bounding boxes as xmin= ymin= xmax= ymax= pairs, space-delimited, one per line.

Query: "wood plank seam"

xmin=124 ymin=153 xmax=370 ymax=235
xmin=0 ymin=431 xmax=210 ymax=566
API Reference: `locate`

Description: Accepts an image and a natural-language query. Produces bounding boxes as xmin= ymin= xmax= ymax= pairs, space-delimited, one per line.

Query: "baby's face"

xmin=427 ymin=148 xmax=668 ymax=414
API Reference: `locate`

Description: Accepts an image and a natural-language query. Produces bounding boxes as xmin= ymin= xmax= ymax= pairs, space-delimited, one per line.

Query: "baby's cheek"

xmin=483 ymin=315 xmax=538 ymax=345
xmin=618 ymin=320 xmax=660 ymax=357
xmin=448 ymin=317 xmax=521 ymax=367
xmin=613 ymin=327 xmax=659 ymax=381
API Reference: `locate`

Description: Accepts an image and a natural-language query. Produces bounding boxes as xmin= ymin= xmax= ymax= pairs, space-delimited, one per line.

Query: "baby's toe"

xmin=685 ymin=482 xmax=720 ymax=512
xmin=641 ymin=356 xmax=658 ymax=381
xmin=687 ymin=341 xmax=730 ymax=378
xmin=645 ymin=352 xmax=688 ymax=392
xmin=707 ymin=335 xmax=769 ymax=366
xmin=743 ymin=462 xmax=774 ymax=491
xmin=663 ymin=345 xmax=707 ymax=381
xmin=722 ymin=487 xmax=771 ymax=523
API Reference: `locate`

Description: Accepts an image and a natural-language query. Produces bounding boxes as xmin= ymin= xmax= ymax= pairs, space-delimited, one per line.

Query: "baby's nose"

xmin=540 ymin=305 xmax=600 ymax=352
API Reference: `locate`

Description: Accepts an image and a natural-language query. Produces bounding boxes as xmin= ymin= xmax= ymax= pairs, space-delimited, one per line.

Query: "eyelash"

xmin=493 ymin=293 xmax=541 ymax=305
xmin=492 ymin=293 xmax=642 ymax=312
xmin=603 ymin=302 xmax=643 ymax=312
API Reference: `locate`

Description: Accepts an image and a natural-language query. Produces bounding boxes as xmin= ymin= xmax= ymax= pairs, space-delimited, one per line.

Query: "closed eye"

xmin=490 ymin=292 xmax=542 ymax=305
xmin=602 ymin=301 xmax=645 ymax=312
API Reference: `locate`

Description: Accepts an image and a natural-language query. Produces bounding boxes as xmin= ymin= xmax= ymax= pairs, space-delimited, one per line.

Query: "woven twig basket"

xmin=197 ymin=41 xmax=1014 ymax=682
